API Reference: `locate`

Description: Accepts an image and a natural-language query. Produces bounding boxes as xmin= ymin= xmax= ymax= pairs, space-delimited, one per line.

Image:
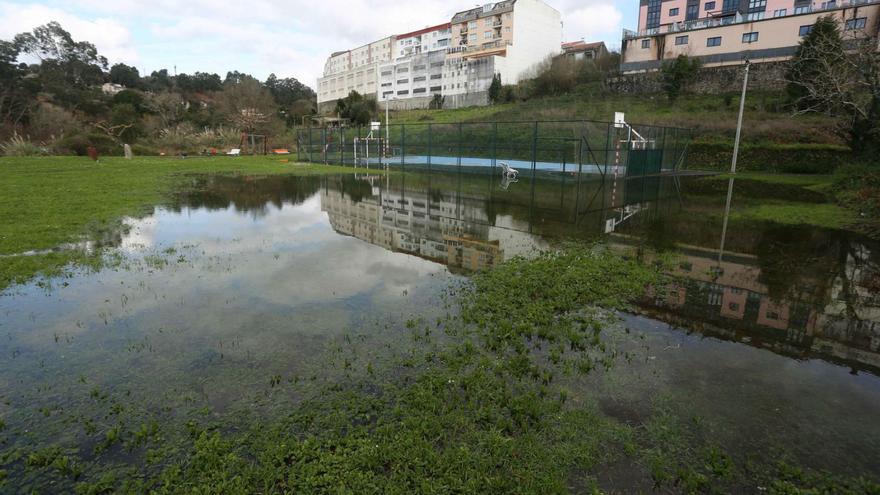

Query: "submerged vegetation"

xmin=2 ymin=246 xmax=876 ymax=493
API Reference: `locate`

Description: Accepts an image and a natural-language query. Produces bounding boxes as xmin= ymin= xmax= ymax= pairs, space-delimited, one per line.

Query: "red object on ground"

xmin=86 ymin=146 xmax=98 ymax=162
xmin=210 ymin=148 xmax=217 ymax=156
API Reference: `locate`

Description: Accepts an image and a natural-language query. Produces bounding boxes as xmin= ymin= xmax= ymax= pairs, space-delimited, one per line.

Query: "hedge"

xmin=685 ymin=142 xmax=852 ymax=174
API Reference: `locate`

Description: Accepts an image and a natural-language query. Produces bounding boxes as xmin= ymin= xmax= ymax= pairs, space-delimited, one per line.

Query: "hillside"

xmin=389 ymin=89 xmax=848 ymax=173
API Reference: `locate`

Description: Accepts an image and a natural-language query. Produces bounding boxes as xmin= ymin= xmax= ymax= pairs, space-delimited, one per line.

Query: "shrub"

xmin=0 ymin=133 xmax=48 ymax=156
xmin=661 ymin=55 xmax=701 ymax=101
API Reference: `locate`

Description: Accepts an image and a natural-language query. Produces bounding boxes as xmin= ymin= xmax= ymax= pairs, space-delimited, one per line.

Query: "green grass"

xmin=0 ymin=156 xmax=360 ymax=290
xmin=394 ymin=90 xmax=841 ymax=146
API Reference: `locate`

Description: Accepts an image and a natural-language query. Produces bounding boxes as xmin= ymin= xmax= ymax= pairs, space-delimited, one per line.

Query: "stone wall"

xmin=606 ymin=61 xmax=788 ymax=95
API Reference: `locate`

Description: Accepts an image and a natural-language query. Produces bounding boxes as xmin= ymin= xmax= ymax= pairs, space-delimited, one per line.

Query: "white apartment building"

xmin=316 ymin=0 xmax=562 ymax=112
xmin=378 ymin=23 xmax=452 ymax=110
xmin=316 ymin=37 xmax=394 ymax=113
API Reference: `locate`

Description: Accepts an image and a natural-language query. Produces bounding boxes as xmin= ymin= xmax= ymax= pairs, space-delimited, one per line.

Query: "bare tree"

xmin=786 ymin=16 xmax=880 ymax=154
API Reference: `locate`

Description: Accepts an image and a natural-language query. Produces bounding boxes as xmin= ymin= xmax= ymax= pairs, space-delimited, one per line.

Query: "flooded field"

xmin=1 ymin=170 xmax=878 ymax=492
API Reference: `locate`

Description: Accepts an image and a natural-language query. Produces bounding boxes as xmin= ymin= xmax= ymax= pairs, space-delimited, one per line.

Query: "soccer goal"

xmin=352 ymin=121 xmax=387 ymax=168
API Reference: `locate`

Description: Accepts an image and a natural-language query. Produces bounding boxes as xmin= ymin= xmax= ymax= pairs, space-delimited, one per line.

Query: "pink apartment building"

xmin=622 ymin=0 xmax=880 ymax=72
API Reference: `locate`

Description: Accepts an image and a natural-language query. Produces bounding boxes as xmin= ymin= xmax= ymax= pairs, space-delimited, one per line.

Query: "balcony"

xmin=446 ymin=40 xmax=512 ymax=56
xmin=622 ymin=0 xmax=879 ymax=39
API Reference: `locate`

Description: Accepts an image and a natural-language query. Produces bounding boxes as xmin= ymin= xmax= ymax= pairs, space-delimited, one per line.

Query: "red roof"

xmin=396 ymin=22 xmax=452 ymax=40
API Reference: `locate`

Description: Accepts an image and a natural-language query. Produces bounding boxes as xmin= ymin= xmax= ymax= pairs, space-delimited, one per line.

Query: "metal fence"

xmin=297 ymin=119 xmax=691 ymax=179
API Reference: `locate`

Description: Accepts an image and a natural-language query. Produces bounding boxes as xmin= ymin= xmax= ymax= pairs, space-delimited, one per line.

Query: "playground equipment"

xmin=499 ymin=162 xmax=519 ymax=179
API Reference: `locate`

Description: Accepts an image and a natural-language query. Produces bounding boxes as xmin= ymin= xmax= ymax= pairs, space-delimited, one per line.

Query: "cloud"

xmin=0 ymin=2 xmax=138 ymax=64
xmin=1 ymin=0 xmax=632 ymax=88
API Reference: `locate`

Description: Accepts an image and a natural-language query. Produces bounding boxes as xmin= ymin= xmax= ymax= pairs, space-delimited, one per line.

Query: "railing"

xmin=446 ymin=40 xmax=511 ymax=55
xmin=622 ymin=0 xmax=879 ymax=39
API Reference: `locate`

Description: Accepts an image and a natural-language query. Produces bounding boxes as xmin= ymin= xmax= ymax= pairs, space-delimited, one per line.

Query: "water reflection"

xmin=279 ymin=171 xmax=879 ymax=375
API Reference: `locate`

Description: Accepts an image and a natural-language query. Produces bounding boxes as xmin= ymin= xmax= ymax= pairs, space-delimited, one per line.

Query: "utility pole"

xmin=718 ymin=60 xmax=750 ymax=264
xmin=730 ymin=60 xmax=750 ymax=174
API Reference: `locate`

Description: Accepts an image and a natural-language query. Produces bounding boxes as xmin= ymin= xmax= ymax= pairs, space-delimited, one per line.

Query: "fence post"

xmin=427 ymin=123 xmax=433 ymax=172
xmin=341 ymin=127 xmax=346 ymax=166
xmin=457 ymin=122 xmax=463 ymax=172
xmin=492 ymin=122 xmax=498 ymax=174
xmin=401 ymin=124 xmax=406 ymax=170
xmin=308 ymin=127 xmax=313 ymax=163
xmin=530 ymin=121 xmax=538 ymax=213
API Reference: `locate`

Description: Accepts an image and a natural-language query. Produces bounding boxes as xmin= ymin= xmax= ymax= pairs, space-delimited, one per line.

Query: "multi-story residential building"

xmin=316 ymin=37 xmax=394 ymax=113
xmin=443 ymin=0 xmax=562 ymax=108
xmin=621 ymin=0 xmax=880 ymax=73
xmin=316 ymin=0 xmax=562 ymax=112
xmin=378 ymin=23 xmax=451 ymax=110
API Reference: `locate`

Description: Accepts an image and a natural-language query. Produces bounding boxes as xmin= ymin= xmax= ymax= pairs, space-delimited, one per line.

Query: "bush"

xmin=0 ymin=133 xmax=48 ymax=156
xmin=54 ymin=132 xmax=121 ymax=156
xmin=661 ymin=55 xmax=701 ymax=101
xmin=686 ymin=141 xmax=852 ymax=173
xmin=832 ymin=164 xmax=880 ymax=237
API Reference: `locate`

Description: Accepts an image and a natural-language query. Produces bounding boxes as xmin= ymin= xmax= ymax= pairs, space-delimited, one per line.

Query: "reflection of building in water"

xmin=321 ymin=180 xmax=545 ymax=272
xmin=613 ymin=235 xmax=880 ymax=373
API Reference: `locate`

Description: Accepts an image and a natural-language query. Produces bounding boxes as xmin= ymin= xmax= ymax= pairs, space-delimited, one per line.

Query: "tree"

xmin=335 ymin=91 xmax=376 ymax=127
xmin=13 ymin=22 xmax=107 ymax=113
xmin=112 ymin=89 xmax=145 ymax=113
xmin=0 ymin=39 xmax=36 ymax=129
xmin=429 ymin=94 xmax=445 ymax=110
xmin=146 ymin=69 xmax=173 ymax=91
xmin=661 ymin=55 xmax=701 ymax=101
xmin=785 ymin=16 xmax=880 ymax=156
xmin=488 ymin=73 xmax=502 ymax=104
xmin=265 ymin=74 xmax=316 ymax=126
xmin=217 ymin=78 xmax=276 ymax=132
xmin=109 ymin=63 xmax=140 ymax=88
xmin=145 ymin=92 xmax=186 ymax=128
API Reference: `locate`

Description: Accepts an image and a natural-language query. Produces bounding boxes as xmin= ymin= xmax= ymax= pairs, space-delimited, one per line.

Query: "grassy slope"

xmin=394 ymin=89 xmax=840 ymax=146
xmin=0 ymin=156 xmax=358 ymax=290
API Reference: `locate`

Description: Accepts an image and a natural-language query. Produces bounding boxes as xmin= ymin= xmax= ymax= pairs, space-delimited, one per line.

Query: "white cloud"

xmin=0 ymin=2 xmax=138 ymax=64
xmin=1 ymin=0 xmax=631 ymax=88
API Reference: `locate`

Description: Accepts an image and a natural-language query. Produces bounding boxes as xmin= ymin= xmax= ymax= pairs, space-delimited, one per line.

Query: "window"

xmin=413 ymin=76 xmax=426 ymax=82
xmin=381 ymin=70 xmax=392 ymax=76
xmin=794 ymin=5 xmax=810 ymax=13
xmin=705 ymin=1 xmax=716 ymax=9
xmin=675 ymin=35 xmax=689 ymax=45
xmin=381 ymin=82 xmax=391 ymax=87
xmin=469 ymin=34 xmax=477 ymax=42
xmin=485 ymin=30 xmax=492 ymax=39
xmin=430 ymin=74 xmax=442 ymax=79
xmin=397 ymin=79 xmax=409 ymax=84
xmin=670 ymin=7 xmax=680 ymax=15
xmin=468 ymin=21 xmax=477 ymax=29
xmin=686 ymin=4 xmax=699 ymax=20
xmin=774 ymin=8 xmax=787 ymax=16
xmin=413 ymin=88 xmax=426 ymax=94
xmin=641 ymin=39 xmax=651 ymax=49
xmin=799 ymin=24 xmax=813 ymax=36
xmin=397 ymin=90 xmax=409 ymax=95
xmin=707 ymin=36 xmax=722 ymax=46
xmin=413 ymin=64 xmax=426 ymax=71
xmin=397 ymin=67 xmax=408 ymax=73
xmin=742 ymin=32 xmax=759 ymax=43
xmin=430 ymin=86 xmax=442 ymax=92
xmin=846 ymin=17 xmax=867 ymax=30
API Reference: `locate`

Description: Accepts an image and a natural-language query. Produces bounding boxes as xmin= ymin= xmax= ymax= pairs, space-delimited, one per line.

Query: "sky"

xmin=0 ymin=0 xmax=637 ymax=89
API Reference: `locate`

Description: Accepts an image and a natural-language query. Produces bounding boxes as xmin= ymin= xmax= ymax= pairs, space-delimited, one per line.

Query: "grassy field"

xmin=0 ymin=156 xmax=359 ymax=290
xmin=393 ymin=90 xmax=841 ymax=146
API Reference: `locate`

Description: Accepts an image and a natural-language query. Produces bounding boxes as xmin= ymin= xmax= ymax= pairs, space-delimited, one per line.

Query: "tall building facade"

xmin=621 ymin=0 xmax=880 ymax=73
xmin=316 ymin=0 xmax=562 ymax=112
